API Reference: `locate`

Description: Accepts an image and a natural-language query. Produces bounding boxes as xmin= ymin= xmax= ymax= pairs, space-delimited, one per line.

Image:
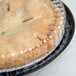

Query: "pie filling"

xmin=0 ymin=0 xmax=63 ymax=69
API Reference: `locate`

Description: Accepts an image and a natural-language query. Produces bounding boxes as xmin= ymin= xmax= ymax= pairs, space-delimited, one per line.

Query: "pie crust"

xmin=0 ymin=0 xmax=63 ymax=69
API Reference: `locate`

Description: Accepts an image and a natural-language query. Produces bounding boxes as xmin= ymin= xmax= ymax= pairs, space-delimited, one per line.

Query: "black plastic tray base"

xmin=0 ymin=3 xmax=75 ymax=76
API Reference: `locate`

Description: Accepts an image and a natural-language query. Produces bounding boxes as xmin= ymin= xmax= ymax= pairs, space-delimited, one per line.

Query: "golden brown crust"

xmin=0 ymin=0 xmax=63 ymax=69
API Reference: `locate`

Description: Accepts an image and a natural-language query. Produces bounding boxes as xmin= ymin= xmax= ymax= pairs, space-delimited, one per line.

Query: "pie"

xmin=0 ymin=0 xmax=63 ymax=69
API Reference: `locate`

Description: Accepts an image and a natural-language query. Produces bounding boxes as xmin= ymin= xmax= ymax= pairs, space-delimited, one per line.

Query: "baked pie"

xmin=0 ymin=0 xmax=63 ymax=69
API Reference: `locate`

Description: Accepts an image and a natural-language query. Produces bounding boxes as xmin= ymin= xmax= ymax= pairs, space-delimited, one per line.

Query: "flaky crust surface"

xmin=0 ymin=0 xmax=63 ymax=69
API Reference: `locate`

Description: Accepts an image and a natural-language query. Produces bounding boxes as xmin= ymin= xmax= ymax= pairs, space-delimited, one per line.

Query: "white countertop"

xmin=27 ymin=0 xmax=76 ymax=76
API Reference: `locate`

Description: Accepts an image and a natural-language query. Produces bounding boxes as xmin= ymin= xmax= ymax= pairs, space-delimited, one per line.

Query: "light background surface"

xmin=26 ymin=0 xmax=76 ymax=76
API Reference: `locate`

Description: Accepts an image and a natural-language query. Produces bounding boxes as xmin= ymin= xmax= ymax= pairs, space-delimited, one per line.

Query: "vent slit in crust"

xmin=22 ymin=17 xmax=33 ymax=23
xmin=36 ymin=36 xmax=42 ymax=41
xmin=6 ymin=3 xmax=10 ymax=11
xmin=1 ymin=31 xmax=6 ymax=35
